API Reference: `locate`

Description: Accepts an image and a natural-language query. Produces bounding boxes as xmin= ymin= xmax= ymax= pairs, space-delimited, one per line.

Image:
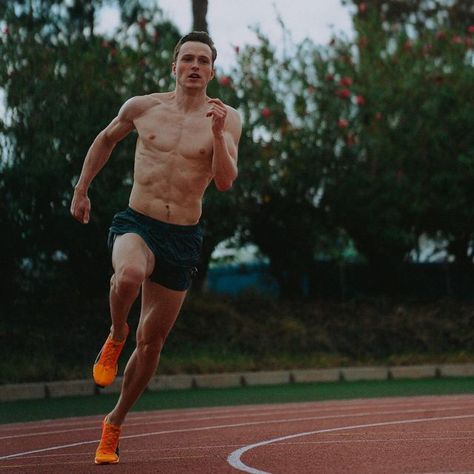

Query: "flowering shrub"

xmin=224 ymin=5 xmax=474 ymax=293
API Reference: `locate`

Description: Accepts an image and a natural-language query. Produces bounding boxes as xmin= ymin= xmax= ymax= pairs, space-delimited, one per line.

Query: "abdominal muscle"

xmin=128 ymin=147 xmax=213 ymax=225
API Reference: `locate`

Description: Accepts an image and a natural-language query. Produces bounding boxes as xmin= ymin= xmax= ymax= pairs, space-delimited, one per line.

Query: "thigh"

xmin=112 ymin=233 xmax=155 ymax=278
xmin=137 ymin=279 xmax=187 ymax=344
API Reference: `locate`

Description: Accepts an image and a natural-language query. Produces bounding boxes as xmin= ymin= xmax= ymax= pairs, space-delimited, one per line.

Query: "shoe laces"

xmin=100 ymin=423 xmax=120 ymax=453
xmin=100 ymin=339 xmax=124 ymax=368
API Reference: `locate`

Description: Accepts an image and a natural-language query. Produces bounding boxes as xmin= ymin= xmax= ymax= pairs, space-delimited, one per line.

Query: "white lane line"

xmin=2 ymin=395 xmax=473 ymax=434
xmin=4 ymin=395 xmax=474 ymax=440
xmin=227 ymin=413 xmax=474 ymax=474
xmin=3 ymin=401 xmax=473 ymax=442
xmin=3 ymin=394 xmax=473 ymax=432
xmin=1 ymin=406 xmax=473 ymax=462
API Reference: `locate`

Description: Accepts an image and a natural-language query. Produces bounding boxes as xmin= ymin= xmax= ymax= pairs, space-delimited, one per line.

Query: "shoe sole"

xmin=94 ymin=459 xmax=119 ymax=465
xmin=95 ymin=446 xmax=120 ymax=464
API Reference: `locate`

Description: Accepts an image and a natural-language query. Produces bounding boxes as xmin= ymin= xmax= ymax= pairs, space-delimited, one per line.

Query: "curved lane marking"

xmin=1 ymin=408 xmax=473 ymax=462
xmin=227 ymin=413 xmax=474 ymax=474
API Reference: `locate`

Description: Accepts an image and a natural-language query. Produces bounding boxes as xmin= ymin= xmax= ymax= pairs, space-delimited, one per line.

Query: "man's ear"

xmin=172 ymin=62 xmax=176 ymax=75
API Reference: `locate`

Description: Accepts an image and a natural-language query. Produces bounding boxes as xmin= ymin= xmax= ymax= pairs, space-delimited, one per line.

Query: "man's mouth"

xmin=189 ymin=73 xmax=201 ymax=79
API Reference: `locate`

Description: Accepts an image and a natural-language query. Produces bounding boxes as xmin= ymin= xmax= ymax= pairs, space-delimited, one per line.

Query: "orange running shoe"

xmin=95 ymin=417 xmax=121 ymax=465
xmin=93 ymin=324 xmax=129 ymax=388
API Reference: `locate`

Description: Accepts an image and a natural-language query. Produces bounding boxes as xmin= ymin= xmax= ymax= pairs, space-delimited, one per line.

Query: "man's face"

xmin=173 ymin=41 xmax=214 ymax=89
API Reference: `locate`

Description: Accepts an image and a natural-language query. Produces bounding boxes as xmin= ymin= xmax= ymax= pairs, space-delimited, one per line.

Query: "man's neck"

xmin=174 ymin=87 xmax=208 ymax=112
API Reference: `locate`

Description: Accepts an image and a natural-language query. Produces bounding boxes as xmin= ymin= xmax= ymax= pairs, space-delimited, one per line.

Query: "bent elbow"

xmin=215 ymin=179 xmax=233 ymax=192
xmin=214 ymin=167 xmax=238 ymax=192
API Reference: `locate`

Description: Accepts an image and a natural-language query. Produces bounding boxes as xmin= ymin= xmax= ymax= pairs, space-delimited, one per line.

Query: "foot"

xmin=93 ymin=323 xmax=129 ymax=388
xmin=94 ymin=417 xmax=121 ymax=465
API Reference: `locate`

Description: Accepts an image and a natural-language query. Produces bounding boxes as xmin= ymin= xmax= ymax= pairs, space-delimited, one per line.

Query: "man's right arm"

xmin=70 ymin=97 xmax=142 ymax=224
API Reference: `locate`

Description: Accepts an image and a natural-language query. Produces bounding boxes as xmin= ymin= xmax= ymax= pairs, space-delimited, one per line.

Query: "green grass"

xmin=2 ymin=377 xmax=474 ymax=424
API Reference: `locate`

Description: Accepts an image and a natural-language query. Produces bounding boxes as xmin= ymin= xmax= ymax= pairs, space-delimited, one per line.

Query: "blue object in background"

xmin=206 ymin=263 xmax=279 ymax=297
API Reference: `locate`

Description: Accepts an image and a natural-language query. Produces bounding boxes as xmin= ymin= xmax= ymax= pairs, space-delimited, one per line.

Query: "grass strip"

xmin=1 ymin=377 xmax=474 ymax=424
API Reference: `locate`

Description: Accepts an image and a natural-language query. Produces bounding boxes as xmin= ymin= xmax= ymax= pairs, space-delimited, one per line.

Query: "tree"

xmin=191 ymin=0 xmax=208 ymax=32
xmin=217 ymin=7 xmax=474 ymax=295
xmin=0 ymin=0 xmax=181 ymax=361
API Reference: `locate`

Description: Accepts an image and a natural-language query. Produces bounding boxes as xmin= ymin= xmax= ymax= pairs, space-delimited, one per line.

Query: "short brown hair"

xmin=173 ymin=31 xmax=217 ymax=65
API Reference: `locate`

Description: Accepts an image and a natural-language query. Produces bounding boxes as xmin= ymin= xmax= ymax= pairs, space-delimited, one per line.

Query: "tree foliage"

xmin=0 ymin=0 xmax=181 ymax=354
xmin=1 ymin=0 xmax=474 ymax=377
xmin=213 ymin=3 xmax=474 ymax=295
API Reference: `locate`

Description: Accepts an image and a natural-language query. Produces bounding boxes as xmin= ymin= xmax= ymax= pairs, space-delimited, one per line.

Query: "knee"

xmin=112 ymin=265 xmax=146 ymax=297
xmin=136 ymin=338 xmax=164 ymax=360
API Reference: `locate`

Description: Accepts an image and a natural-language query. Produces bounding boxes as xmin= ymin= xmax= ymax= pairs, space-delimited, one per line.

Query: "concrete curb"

xmin=1 ymin=363 xmax=474 ymax=402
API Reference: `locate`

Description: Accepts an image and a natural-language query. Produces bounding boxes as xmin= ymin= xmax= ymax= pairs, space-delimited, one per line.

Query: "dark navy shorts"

xmin=108 ymin=207 xmax=203 ymax=291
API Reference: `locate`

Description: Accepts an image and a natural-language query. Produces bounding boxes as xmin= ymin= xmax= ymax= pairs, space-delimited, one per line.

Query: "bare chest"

xmin=134 ymin=109 xmax=213 ymax=160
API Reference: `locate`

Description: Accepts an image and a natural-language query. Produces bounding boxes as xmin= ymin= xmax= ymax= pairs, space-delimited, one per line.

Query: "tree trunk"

xmin=191 ymin=0 xmax=208 ymax=32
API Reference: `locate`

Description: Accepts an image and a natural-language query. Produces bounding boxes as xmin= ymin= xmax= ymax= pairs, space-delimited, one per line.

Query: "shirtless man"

xmin=70 ymin=31 xmax=241 ymax=465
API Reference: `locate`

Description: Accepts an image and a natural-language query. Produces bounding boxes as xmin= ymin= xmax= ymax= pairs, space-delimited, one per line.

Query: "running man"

xmin=70 ymin=31 xmax=242 ymax=465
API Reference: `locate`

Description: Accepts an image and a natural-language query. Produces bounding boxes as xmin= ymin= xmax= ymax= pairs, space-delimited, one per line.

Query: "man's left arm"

xmin=207 ymin=99 xmax=242 ymax=192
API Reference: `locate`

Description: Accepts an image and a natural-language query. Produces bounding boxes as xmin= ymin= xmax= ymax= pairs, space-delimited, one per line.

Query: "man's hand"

xmin=206 ymin=98 xmax=227 ymax=137
xmin=70 ymin=189 xmax=91 ymax=224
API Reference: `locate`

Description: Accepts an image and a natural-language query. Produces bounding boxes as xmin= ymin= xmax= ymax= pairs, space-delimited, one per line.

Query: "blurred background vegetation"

xmin=1 ymin=0 xmax=474 ymax=383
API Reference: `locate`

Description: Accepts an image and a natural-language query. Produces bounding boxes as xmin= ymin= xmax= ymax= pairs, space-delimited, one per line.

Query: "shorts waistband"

xmin=127 ymin=207 xmax=201 ymax=234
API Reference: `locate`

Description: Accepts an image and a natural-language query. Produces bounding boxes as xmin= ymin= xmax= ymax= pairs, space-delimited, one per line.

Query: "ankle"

xmin=106 ymin=413 xmax=124 ymax=427
xmin=110 ymin=323 xmax=129 ymax=342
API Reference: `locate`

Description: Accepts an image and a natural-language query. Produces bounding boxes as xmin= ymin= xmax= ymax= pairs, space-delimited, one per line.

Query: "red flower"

xmin=261 ymin=107 xmax=271 ymax=118
xmin=403 ymin=40 xmax=413 ymax=50
xmin=452 ymin=35 xmax=463 ymax=44
xmin=358 ymin=2 xmax=367 ymax=13
xmin=422 ymin=43 xmax=433 ymax=55
xmin=468 ymin=25 xmax=474 ymax=34
xmin=356 ymin=95 xmax=365 ymax=106
xmin=345 ymin=134 xmax=356 ymax=146
xmin=339 ymin=76 xmax=353 ymax=87
xmin=436 ymin=31 xmax=447 ymax=40
xmin=338 ymin=119 xmax=349 ymax=129
xmin=3 ymin=26 xmax=9 ymax=36
xmin=358 ymin=36 xmax=369 ymax=49
xmin=336 ymin=88 xmax=351 ymax=99
xmin=219 ymin=75 xmax=231 ymax=87
xmin=325 ymin=73 xmax=335 ymax=81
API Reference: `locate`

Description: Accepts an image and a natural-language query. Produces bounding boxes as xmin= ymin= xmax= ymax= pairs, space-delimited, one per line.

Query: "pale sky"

xmin=98 ymin=0 xmax=355 ymax=70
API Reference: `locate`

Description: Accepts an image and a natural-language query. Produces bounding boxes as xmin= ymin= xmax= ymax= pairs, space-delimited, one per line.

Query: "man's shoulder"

xmin=225 ymin=104 xmax=240 ymax=118
xmin=119 ymin=93 xmax=170 ymax=121
xmin=224 ymin=104 xmax=242 ymax=130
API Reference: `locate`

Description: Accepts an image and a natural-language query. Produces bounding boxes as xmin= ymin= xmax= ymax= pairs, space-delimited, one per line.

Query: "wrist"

xmin=74 ymin=184 xmax=88 ymax=195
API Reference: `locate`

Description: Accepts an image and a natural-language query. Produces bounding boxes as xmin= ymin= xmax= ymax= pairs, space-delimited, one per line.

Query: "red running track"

xmin=1 ymin=395 xmax=474 ymax=473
